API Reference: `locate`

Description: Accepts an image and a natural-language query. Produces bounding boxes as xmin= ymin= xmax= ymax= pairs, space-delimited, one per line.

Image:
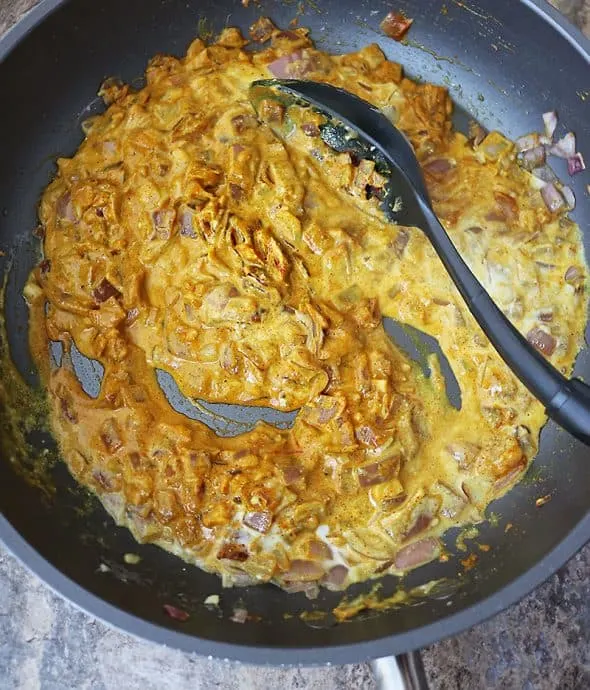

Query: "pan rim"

xmin=2 ymin=509 xmax=590 ymax=664
xmin=1 ymin=0 xmax=589 ymax=63
xmin=1 ymin=0 xmax=589 ymax=665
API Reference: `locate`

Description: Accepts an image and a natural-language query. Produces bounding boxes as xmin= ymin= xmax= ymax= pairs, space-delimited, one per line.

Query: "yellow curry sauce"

xmin=24 ymin=22 xmax=588 ymax=594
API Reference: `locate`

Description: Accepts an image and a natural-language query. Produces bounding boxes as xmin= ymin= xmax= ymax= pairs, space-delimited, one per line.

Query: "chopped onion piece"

xmin=282 ymin=581 xmax=320 ymax=598
xmin=561 ymin=185 xmax=576 ymax=210
xmin=394 ymin=538 xmax=439 ymax=570
xmin=243 ymin=511 xmax=272 ymax=533
xmin=93 ymin=278 xmax=121 ymax=303
xmin=423 ymin=158 xmax=453 ymax=175
xmin=541 ymin=183 xmax=565 ymax=213
xmin=323 ymin=565 xmax=348 ymax=588
xmin=268 ymin=51 xmax=304 ymax=78
xmin=567 ymin=153 xmax=586 ymax=176
xmin=284 ymin=559 xmax=325 ymax=582
xmin=231 ymin=607 xmax=248 ymax=624
xmin=549 ymin=132 xmax=576 ymax=159
xmin=307 ymin=539 xmax=332 ymax=560
xmin=529 ymin=174 xmax=547 ymax=191
xmin=517 ymin=146 xmax=545 ymax=171
xmin=527 ymin=327 xmax=557 ymax=356
xmin=380 ymin=12 xmax=414 ymax=41
xmin=163 ymin=604 xmax=189 ymax=621
xmin=179 ymin=210 xmax=196 ymax=238
xmin=565 ymin=265 xmax=582 ymax=283
xmin=542 ymin=111 xmax=557 ymax=139
xmin=56 ymin=192 xmax=76 ymax=222
xmin=532 ymin=165 xmax=558 ymax=184
xmin=515 ymin=133 xmax=539 ymax=152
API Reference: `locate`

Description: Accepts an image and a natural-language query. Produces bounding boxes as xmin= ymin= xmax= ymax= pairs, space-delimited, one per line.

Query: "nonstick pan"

xmin=1 ymin=0 xmax=589 ymax=681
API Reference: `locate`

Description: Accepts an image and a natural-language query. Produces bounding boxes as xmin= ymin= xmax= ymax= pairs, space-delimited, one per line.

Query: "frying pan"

xmin=0 ymin=0 xmax=589 ymax=684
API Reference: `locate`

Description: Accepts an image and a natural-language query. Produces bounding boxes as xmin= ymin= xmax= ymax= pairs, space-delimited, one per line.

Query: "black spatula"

xmin=250 ymin=78 xmax=590 ymax=446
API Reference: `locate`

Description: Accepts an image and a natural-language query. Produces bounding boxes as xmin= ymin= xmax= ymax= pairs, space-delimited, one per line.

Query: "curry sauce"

xmin=24 ymin=21 xmax=588 ymax=594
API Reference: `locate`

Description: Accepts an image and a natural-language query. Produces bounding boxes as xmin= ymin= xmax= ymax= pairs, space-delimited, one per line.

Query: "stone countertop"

xmin=1 ymin=1 xmax=590 ymax=689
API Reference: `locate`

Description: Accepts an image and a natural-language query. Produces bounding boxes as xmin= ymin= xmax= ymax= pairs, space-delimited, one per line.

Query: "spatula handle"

xmin=420 ymin=202 xmax=590 ymax=446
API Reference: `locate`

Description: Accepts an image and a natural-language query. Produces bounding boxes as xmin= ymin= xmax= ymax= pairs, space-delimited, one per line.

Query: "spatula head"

xmin=249 ymin=79 xmax=461 ymax=409
xmin=249 ymin=78 xmax=432 ymax=227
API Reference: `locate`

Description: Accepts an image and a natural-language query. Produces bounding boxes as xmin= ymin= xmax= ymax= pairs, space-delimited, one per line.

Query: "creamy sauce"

xmin=25 ymin=22 xmax=588 ymax=593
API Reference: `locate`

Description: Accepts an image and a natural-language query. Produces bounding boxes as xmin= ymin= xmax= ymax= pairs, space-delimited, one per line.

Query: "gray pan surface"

xmin=0 ymin=0 xmax=589 ymax=665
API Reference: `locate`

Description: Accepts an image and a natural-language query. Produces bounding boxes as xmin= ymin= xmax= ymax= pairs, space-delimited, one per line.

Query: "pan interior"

xmin=49 ymin=314 xmax=461 ymax=440
xmin=0 ymin=0 xmax=589 ymax=662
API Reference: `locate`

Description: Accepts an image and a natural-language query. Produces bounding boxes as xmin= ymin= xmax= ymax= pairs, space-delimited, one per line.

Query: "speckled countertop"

xmin=1 ymin=1 xmax=590 ymax=689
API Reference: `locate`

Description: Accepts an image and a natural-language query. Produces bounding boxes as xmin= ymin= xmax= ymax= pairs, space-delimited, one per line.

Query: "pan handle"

xmin=371 ymin=652 xmax=429 ymax=690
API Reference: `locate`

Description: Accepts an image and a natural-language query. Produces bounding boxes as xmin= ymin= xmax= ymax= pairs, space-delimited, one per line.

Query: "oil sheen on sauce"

xmin=24 ymin=21 xmax=588 ymax=594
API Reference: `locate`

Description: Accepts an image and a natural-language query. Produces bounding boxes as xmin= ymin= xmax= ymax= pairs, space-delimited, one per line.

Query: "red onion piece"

xmin=357 ymin=459 xmax=397 ymax=487
xmin=92 ymin=469 xmax=114 ymax=490
xmin=267 ymin=51 xmax=305 ymax=78
xmin=565 ymin=265 xmax=582 ymax=283
xmin=308 ymin=539 xmax=333 ymax=560
xmin=423 ymin=158 xmax=453 ymax=176
xmin=284 ymin=559 xmax=325 ymax=582
xmin=100 ymin=418 xmax=122 ymax=452
xmin=561 ymin=185 xmax=576 ymax=210
xmin=267 ymin=55 xmax=292 ymax=78
xmin=533 ymin=165 xmax=558 ymax=184
xmin=403 ymin=513 xmax=433 ymax=541
xmin=163 ymin=604 xmax=190 ymax=621
xmin=380 ymin=12 xmax=414 ymax=41
xmin=394 ymin=229 xmax=409 ymax=257
xmin=527 ymin=327 xmax=557 ymax=356
xmin=231 ymin=115 xmax=256 ymax=134
xmin=302 ymin=123 xmax=320 ymax=137
xmin=542 ymin=111 xmax=558 ymax=139
xmin=282 ymin=465 xmax=303 ymax=485
xmin=179 ymin=210 xmax=197 ymax=238
xmin=541 ymin=183 xmax=565 ymax=213
xmin=230 ymin=607 xmax=248 ymax=624
xmin=56 ymin=192 xmax=76 ymax=222
xmin=322 ymin=565 xmax=348 ymax=588
xmin=518 ymin=146 xmax=546 ymax=171
xmin=567 ymin=153 xmax=586 ymax=176
xmin=515 ymin=133 xmax=539 ymax=152
xmin=549 ymin=132 xmax=576 ymax=159
xmin=249 ymin=16 xmax=276 ymax=42
xmin=93 ymin=278 xmax=121 ymax=303
xmin=217 ymin=543 xmax=249 ymax=562
xmin=355 ymin=425 xmax=378 ymax=447
xmin=469 ymin=122 xmax=487 ymax=147
xmin=103 ymin=140 xmax=117 ymax=155
xmin=59 ymin=396 xmax=78 ymax=424
xmin=282 ymin=581 xmax=320 ymax=599
xmin=273 ymin=30 xmax=300 ymax=42
xmin=394 ymin=538 xmax=439 ymax=570
xmin=243 ymin=511 xmax=272 ymax=533
xmin=494 ymin=463 xmax=527 ymax=492
xmin=493 ymin=191 xmax=519 ymax=222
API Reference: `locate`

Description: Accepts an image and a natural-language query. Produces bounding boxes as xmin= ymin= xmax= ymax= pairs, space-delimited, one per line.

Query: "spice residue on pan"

xmin=20 ymin=19 xmax=589 ymax=599
xmin=0 ymin=268 xmax=58 ymax=496
xmin=331 ymin=577 xmax=460 ymax=622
